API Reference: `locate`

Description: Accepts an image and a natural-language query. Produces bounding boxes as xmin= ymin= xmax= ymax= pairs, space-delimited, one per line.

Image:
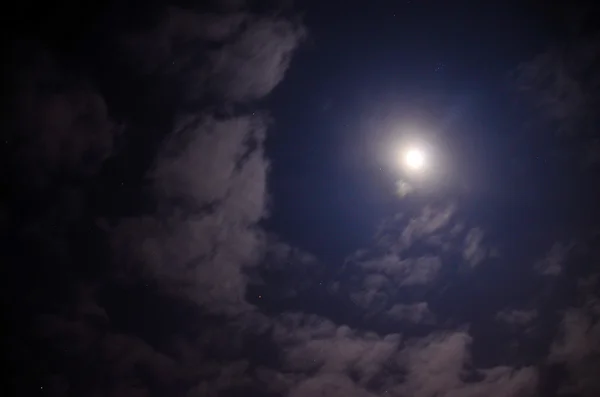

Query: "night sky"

xmin=4 ymin=1 xmax=600 ymax=396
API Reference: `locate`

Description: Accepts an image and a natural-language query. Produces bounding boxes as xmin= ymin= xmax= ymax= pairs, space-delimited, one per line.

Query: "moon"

xmin=403 ymin=147 xmax=426 ymax=171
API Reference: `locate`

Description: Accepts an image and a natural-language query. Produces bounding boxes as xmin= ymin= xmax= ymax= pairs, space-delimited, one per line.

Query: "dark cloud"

xmin=546 ymin=275 xmax=600 ymax=396
xmin=109 ymin=5 xmax=305 ymax=314
xmin=28 ymin=284 xmax=281 ymax=396
xmin=108 ymin=114 xmax=270 ymax=314
xmin=109 ymin=115 xmax=271 ymax=313
xmin=534 ymin=241 xmax=574 ymax=276
xmin=5 ymin=1 xmax=307 ymax=395
xmin=395 ymin=331 xmax=538 ymax=397
xmin=253 ymin=237 xmax=325 ymax=301
xmin=6 ymin=49 xmax=119 ymax=187
xmin=288 ymin=374 xmax=377 ymax=397
xmin=357 ymin=254 xmax=442 ymax=286
xmin=386 ymin=302 xmax=434 ymax=324
xmin=513 ymin=38 xmax=600 ymax=139
xmin=496 ymin=309 xmax=538 ymax=328
xmin=512 ymin=4 xmax=600 ymax=168
xmin=122 ymin=6 xmax=305 ymax=102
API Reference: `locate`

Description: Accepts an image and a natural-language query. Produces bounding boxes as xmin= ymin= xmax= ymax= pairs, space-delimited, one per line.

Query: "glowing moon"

xmin=403 ymin=147 xmax=426 ymax=171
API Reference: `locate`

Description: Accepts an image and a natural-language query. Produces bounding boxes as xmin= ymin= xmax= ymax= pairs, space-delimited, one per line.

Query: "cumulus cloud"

xmin=112 ymin=214 xmax=263 ymax=313
xmin=6 ymin=2 xmax=307 ymax=393
xmin=153 ymin=115 xmax=268 ymax=209
xmin=272 ymin=314 xmax=403 ymax=395
xmin=206 ymin=16 xmax=305 ymax=101
xmin=274 ymin=314 xmax=401 ymax=383
xmin=109 ymin=5 xmax=305 ymax=314
xmin=395 ymin=332 xmax=538 ymax=397
xmin=108 ymin=115 xmax=273 ymax=312
xmin=269 ymin=315 xmax=538 ymax=397
xmin=111 ymin=116 xmax=269 ymax=313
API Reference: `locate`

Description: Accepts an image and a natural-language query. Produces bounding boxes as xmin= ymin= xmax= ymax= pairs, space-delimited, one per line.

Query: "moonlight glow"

xmin=403 ymin=147 xmax=426 ymax=171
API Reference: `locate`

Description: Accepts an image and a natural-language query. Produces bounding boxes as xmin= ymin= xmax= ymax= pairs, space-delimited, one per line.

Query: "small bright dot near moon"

xmin=404 ymin=147 xmax=426 ymax=171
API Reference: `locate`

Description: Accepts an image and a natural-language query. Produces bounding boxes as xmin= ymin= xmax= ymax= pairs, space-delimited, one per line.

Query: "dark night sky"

xmin=3 ymin=1 xmax=600 ymax=397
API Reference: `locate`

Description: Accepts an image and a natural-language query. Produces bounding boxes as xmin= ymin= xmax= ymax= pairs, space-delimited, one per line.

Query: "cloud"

xmin=401 ymin=256 xmax=443 ymax=286
xmin=255 ymin=237 xmax=324 ymax=299
xmin=495 ymin=309 xmax=538 ymax=327
xmin=153 ymin=114 xmax=268 ymax=215
xmin=265 ymin=238 xmax=320 ymax=268
xmin=534 ymin=242 xmax=573 ymax=276
xmin=28 ymin=285 xmax=285 ymax=397
xmin=549 ymin=308 xmax=600 ymax=363
xmin=122 ymin=6 xmax=305 ymax=102
xmin=288 ymin=373 xmax=378 ymax=397
xmin=112 ymin=214 xmax=263 ymax=314
xmin=111 ymin=115 xmax=270 ymax=314
xmin=11 ymin=2 xmax=588 ymax=397
xmin=274 ymin=314 xmax=401 ymax=385
xmin=547 ymin=279 xmax=600 ymax=396
xmin=349 ymin=274 xmax=391 ymax=311
xmin=463 ymin=227 xmax=489 ymax=268
xmin=110 ymin=6 xmax=305 ymax=314
xmin=395 ymin=332 xmax=538 ymax=397
xmin=206 ymin=16 xmax=305 ymax=101
xmin=386 ymin=302 xmax=434 ymax=324
xmin=271 ymin=315 xmax=537 ymax=397
xmin=513 ymin=37 xmax=600 ymax=139
xmin=33 ymin=288 xmax=178 ymax=396
xmin=374 ymin=204 xmax=456 ymax=253
xmin=342 ymin=204 xmax=499 ymax=323
xmin=7 ymin=49 xmax=119 ymax=186
xmin=359 ymin=254 xmax=442 ymax=286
